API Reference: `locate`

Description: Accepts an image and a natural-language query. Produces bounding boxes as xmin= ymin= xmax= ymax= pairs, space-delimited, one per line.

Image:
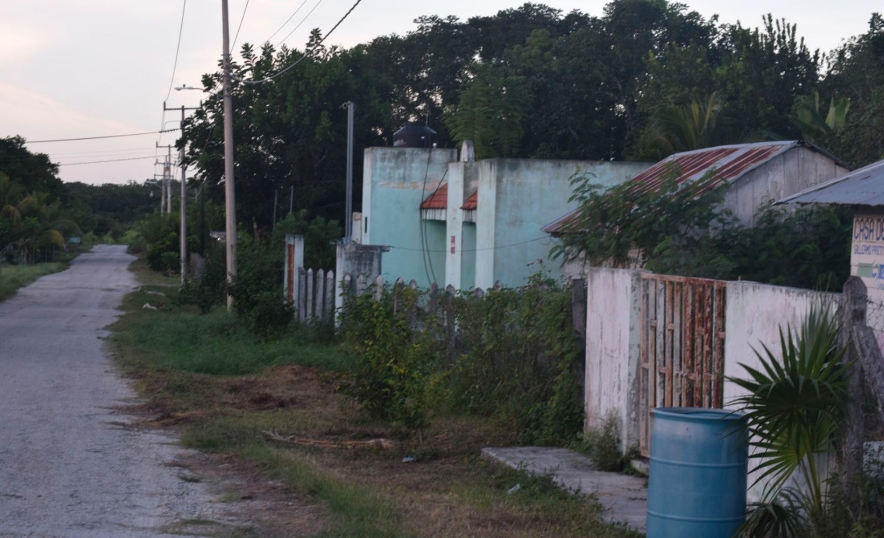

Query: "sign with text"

xmin=852 ymin=215 xmax=884 ymax=291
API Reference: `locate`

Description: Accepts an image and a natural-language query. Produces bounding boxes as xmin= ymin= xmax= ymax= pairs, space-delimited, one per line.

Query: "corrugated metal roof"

xmin=778 ymin=159 xmax=884 ymax=206
xmin=460 ymin=192 xmax=477 ymax=210
xmin=420 ymin=183 xmax=448 ymax=210
xmin=542 ymin=141 xmax=823 ymax=235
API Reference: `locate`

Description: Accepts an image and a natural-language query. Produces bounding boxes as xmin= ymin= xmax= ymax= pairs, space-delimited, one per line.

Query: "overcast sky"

xmin=0 ymin=0 xmax=879 ymax=185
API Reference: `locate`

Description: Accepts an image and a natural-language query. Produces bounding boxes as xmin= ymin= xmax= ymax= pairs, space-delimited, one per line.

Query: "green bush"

xmin=226 ymin=234 xmax=294 ymax=339
xmin=176 ymin=243 xmax=226 ymax=313
xmin=341 ymin=287 xmax=432 ymax=429
xmin=340 ymin=277 xmax=585 ymax=442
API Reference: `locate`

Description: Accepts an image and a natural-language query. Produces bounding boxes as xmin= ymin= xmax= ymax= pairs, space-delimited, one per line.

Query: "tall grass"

xmin=0 ymin=262 xmax=67 ymax=302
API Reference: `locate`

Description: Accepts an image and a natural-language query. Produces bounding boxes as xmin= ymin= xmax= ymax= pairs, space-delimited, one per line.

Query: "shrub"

xmin=341 ymin=287 xmax=432 ymax=429
xmin=340 ymin=276 xmax=584 ymax=441
xmin=176 ymin=243 xmax=226 ymax=313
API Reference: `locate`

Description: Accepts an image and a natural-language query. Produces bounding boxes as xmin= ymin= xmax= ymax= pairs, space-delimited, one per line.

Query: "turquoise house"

xmin=360 ymin=144 xmax=650 ymax=289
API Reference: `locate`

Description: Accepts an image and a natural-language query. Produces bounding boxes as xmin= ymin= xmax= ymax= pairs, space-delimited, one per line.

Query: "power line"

xmin=58 ymin=156 xmax=160 ymax=167
xmin=47 ymin=147 xmax=159 ymax=157
xmin=27 ymin=129 xmax=181 ymax=144
xmin=245 ymin=0 xmax=364 ymax=85
xmin=276 ymin=0 xmax=324 ymax=46
xmin=390 ymin=236 xmax=552 ymax=253
xmin=230 ymin=0 xmax=251 ymax=52
xmin=264 ymin=0 xmax=310 ymax=43
xmin=164 ymin=0 xmax=188 ymax=103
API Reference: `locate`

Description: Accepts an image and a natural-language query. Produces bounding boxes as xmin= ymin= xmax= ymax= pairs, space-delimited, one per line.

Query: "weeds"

xmin=112 ymin=260 xmax=635 ymax=538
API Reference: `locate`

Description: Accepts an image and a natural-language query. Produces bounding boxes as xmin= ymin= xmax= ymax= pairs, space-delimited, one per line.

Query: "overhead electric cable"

xmin=48 ymin=147 xmax=159 ymax=157
xmin=163 ymin=0 xmax=188 ymax=103
xmin=245 ymin=0 xmax=364 ymax=85
xmin=264 ymin=0 xmax=310 ymax=43
xmin=27 ymin=129 xmax=181 ymax=144
xmin=58 ymin=156 xmax=160 ymax=167
xmin=276 ymin=0 xmax=324 ymax=46
xmin=230 ymin=0 xmax=251 ymax=52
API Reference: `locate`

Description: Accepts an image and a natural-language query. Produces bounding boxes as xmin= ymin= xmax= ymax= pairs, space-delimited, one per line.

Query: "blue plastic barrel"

xmin=647 ymin=407 xmax=748 ymax=538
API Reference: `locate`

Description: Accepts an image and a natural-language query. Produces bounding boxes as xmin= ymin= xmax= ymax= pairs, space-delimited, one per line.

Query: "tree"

xmin=644 ymin=93 xmax=732 ymax=155
xmin=824 ymin=13 xmax=884 ymax=166
xmin=181 ymin=37 xmax=392 ymax=232
xmin=791 ymin=90 xmax=850 ymax=144
xmin=445 ymin=64 xmax=531 ymax=158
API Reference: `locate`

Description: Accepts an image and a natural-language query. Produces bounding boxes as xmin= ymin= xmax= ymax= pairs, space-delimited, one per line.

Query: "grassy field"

xmin=109 ymin=259 xmax=641 ymax=538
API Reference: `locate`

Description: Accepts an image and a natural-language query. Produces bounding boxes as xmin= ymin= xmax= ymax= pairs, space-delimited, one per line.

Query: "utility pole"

xmin=156 ymin=143 xmax=172 ymax=214
xmin=222 ymin=0 xmax=237 ymax=310
xmin=343 ymin=101 xmax=355 ymax=243
xmin=164 ymin=102 xmax=199 ymax=285
xmin=289 ymin=186 xmax=293 ymax=216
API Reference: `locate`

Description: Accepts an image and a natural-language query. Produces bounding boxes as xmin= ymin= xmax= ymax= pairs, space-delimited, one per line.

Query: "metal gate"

xmin=638 ymin=274 xmax=727 ymax=457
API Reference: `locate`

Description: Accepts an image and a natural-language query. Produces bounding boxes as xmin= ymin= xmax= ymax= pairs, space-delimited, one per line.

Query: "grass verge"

xmin=109 ymin=259 xmax=641 ymax=538
xmin=0 ymin=243 xmax=99 ymax=302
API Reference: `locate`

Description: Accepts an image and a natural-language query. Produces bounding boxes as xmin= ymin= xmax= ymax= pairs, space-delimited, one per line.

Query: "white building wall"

xmin=723 ymin=280 xmax=839 ymax=502
xmin=585 ymin=268 xmax=643 ymax=452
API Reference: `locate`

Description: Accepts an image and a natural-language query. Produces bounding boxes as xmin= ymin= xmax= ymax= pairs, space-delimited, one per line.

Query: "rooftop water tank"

xmin=393 ymin=122 xmax=437 ymax=148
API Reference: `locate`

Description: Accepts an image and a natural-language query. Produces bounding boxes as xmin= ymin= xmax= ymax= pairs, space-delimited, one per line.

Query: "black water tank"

xmin=393 ymin=122 xmax=437 ymax=148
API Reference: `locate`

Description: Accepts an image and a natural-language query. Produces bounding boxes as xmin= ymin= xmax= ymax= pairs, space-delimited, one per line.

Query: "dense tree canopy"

xmin=172 ymin=2 xmax=884 ymax=235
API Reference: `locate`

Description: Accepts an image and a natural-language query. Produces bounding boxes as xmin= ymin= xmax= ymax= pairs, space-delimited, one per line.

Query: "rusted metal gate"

xmin=638 ymin=274 xmax=727 ymax=457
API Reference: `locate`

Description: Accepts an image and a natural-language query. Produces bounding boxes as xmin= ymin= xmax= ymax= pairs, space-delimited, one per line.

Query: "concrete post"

xmin=334 ymin=243 xmax=389 ymax=317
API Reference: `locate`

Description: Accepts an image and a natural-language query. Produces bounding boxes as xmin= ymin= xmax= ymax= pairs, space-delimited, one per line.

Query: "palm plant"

xmin=728 ymin=305 xmax=849 ymax=537
xmin=647 ymin=92 xmax=730 ymax=154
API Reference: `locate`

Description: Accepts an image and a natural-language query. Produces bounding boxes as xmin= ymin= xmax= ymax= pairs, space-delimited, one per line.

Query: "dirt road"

xmin=0 ymin=246 xmax=227 ymax=537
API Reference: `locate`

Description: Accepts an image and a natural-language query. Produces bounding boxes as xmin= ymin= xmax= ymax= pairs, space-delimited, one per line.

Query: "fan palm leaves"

xmin=728 ymin=305 xmax=849 ymax=536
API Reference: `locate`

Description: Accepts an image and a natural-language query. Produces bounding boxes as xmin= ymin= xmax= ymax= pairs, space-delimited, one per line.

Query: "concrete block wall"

xmin=362 ymin=147 xmax=456 ymax=287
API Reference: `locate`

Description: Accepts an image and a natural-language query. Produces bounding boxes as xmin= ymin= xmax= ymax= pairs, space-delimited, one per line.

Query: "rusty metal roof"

xmin=542 ymin=141 xmax=833 ymax=235
xmin=778 ymin=158 xmax=884 ymax=207
xmin=461 ymin=192 xmax=477 ymax=210
xmin=420 ymin=183 xmax=448 ymax=210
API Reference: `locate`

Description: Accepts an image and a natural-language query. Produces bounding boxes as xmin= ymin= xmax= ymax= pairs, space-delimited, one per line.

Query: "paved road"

xmin=0 ymin=246 xmax=224 ymax=537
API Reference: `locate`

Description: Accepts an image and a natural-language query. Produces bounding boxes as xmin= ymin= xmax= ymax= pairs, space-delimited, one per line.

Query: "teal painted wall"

xmin=362 ymin=147 xmax=456 ymax=287
xmin=424 ymin=220 xmax=446 ymax=285
xmin=475 ymin=159 xmax=651 ymax=288
xmin=462 ymin=222 xmax=476 ymax=289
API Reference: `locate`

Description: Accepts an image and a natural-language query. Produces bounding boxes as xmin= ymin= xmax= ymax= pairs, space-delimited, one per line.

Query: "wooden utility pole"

xmin=222 ymin=0 xmax=237 ymax=310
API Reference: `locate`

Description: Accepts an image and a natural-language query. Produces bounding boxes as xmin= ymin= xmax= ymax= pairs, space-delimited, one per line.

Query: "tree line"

xmin=180 ymin=1 xmax=883 ymax=235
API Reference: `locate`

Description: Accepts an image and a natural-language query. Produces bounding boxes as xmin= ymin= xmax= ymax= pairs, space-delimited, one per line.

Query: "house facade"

xmin=360 ymin=145 xmax=650 ymax=289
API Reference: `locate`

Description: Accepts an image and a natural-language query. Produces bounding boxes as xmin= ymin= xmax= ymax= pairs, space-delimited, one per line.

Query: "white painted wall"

xmin=585 ymin=268 xmax=642 ymax=452
xmin=584 ymin=269 xmax=840 ymax=500
xmin=723 ymin=280 xmax=839 ymax=502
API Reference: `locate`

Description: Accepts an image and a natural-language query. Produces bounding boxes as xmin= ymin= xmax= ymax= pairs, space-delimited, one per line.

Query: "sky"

xmin=0 ymin=0 xmax=879 ymax=185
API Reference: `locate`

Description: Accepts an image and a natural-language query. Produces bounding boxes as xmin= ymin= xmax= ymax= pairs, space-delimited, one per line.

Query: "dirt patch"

xmin=218 ymin=365 xmax=335 ymax=412
xmin=169 ymin=450 xmax=328 ymax=538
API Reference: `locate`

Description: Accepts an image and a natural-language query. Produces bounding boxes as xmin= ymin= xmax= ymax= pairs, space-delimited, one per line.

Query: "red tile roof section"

xmin=543 ymin=141 xmax=800 ymax=235
xmin=460 ymin=192 xmax=478 ymax=210
xmin=420 ymin=183 xmax=448 ymax=209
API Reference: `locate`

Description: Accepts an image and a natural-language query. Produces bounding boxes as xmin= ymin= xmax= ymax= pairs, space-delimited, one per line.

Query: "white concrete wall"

xmin=585 ymin=268 xmax=642 ymax=452
xmin=723 ymin=280 xmax=839 ymax=502
xmin=445 ymin=161 xmax=479 ymax=290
